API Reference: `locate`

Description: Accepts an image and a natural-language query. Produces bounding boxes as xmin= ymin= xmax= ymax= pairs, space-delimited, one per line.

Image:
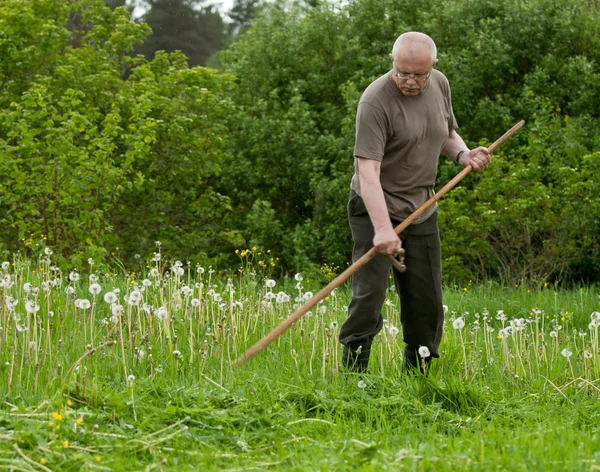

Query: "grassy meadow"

xmin=0 ymin=245 xmax=600 ymax=471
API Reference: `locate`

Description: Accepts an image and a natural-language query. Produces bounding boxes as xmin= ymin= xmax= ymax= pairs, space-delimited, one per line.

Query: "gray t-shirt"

xmin=350 ymin=69 xmax=458 ymax=223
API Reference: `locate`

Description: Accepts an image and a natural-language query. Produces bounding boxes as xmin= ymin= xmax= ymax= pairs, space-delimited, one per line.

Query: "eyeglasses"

xmin=394 ymin=71 xmax=431 ymax=81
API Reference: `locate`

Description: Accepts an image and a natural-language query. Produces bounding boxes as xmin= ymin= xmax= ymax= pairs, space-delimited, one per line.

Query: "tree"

xmin=0 ymin=0 xmax=235 ymax=265
xmin=141 ymin=0 xmax=224 ymax=66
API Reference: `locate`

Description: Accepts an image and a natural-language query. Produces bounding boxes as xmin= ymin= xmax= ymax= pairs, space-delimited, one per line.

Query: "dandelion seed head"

xmin=89 ymin=283 xmax=102 ymax=296
xmin=561 ymin=348 xmax=572 ymax=358
xmin=69 ymin=271 xmax=80 ymax=282
xmin=265 ymin=279 xmax=276 ymax=289
xmin=550 ymin=331 xmax=558 ymax=338
xmin=452 ymin=317 xmax=465 ymax=330
xmin=1 ymin=261 xmax=10 ymax=270
xmin=104 ymin=292 xmax=117 ymax=304
xmin=25 ymin=301 xmax=40 ymax=314
xmin=294 ymin=273 xmax=303 ymax=282
xmin=357 ymin=380 xmax=367 ymax=389
xmin=191 ymin=298 xmax=200 ymax=307
xmin=418 ymin=346 xmax=431 ymax=358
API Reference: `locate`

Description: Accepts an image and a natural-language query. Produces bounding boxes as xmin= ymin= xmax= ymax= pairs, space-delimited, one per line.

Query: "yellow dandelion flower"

xmin=252 ymin=246 xmax=257 ymax=251
xmin=463 ymin=287 xmax=467 ymax=292
xmin=40 ymin=458 xmax=47 ymax=465
xmin=66 ymin=399 xmax=72 ymax=406
xmin=76 ymin=417 xmax=84 ymax=425
xmin=96 ymin=456 xmax=101 ymax=462
xmin=63 ymin=441 xmax=69 ymax=448
xmin=49 ymin=421 xmax=54 ymax=427
xmin=53 ymin=412 xmax=63 ymax=422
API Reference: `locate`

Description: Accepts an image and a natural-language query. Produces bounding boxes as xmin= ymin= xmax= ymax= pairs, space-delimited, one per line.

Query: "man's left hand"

xmin=460 ymin=146 xmax=490 ymax=172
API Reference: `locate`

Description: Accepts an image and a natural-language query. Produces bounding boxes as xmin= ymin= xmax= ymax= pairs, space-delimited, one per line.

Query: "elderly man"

xmin=339 ymin=32 xmax=490 ymax=373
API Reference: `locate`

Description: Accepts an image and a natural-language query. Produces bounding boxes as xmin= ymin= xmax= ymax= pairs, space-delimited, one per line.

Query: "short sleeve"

xmin=354 ymin=102 xmax=388 ymax=161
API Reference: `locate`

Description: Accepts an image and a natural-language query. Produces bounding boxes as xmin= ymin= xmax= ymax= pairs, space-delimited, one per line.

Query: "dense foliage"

xmin=0 ymin=0 xmax=236 ymax=266
xmin=1 ymin=0 xmax=599 ymax=283
xmin=220 ymin=0 xmax=600 ymax=283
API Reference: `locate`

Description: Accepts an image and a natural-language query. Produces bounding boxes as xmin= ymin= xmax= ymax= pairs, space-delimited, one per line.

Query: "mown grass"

xmin=0 ymin=248 xmax=599 ymax=471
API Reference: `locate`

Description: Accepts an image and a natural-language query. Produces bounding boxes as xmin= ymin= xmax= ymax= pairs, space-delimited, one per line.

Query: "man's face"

xmin=390 ymin=47 xmax=437 ymax=96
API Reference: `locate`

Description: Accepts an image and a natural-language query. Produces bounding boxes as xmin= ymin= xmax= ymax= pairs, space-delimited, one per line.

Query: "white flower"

xmin=152 ymin=252 xmax=161 ymax=262
xmin=591 ymin=312 xmax=600 ymax=324
xmin=181 ymin=286 xmax=193 ymax=297
xmin=89 ymin=283 xmax=102 ymax=296
xmin=452 ymin=317 xmax=465 ymax=330
xmin=330 ymin=321 xmax=338 ymax=329
xmin=111 ymin=304 xmax=124 ymax=317
xmin=510 ymin=318 xmax=526 ymax=332
xmin=213 ymin=293 xmax=222 ymax=303
xmin=191 ymin=298 xmax=201 ymax=307
xmin=25 ymin=301 xmax=40 ymax=314
xmin=23 ymin=283 xmax=32 ymax=294
xmin=142 ymin=279 xmax=152 ymax=287
xmin=442 ymin=305 xmax=448 ymax=314
xmin=127 ymin=374 xmax=135 ymax=384
xmin=498 ymin=327 xmax=512 ymax=339
xmin=1 ymin=261 xmax=10 ymax=270
xmin=264 ymin=291 xmax=276 ymax=301
xmin=69 ymin=271 xmax=80 ymax=282
xmin=388 ymin=325 xmax=399 ymax=337
xmin=65 ymin=286 xmax=75 ymax=295
xmin=134 ymin=349 xmax=145 ymax=360
xmin=171 ymin=266 xmax=184 ymax=277
xmin=357 ymin=380 xmax=367 ymax=389
xmin=44 ymin=247 xmax=53 ymax=256
xmin=496 ymin=310 xmax=507 ymax=322
xmin=584 ymin=350 xmax=593 ymax=359
xmin=265 ymin=279 xmax=276 ymax=289
xmin=173 ymin=350 xmax=182 ymax=358
xmin=88 ymin=258 xmax=94 ymax=266
xmin=303 ymin=292 xmax=314 ymax=302
xmin=319 ymin=306 xmax=327 ymax=315
xmin=550 ymin=331 xmax=558 ymax=338
xmin=294 ymin=273 xmax=303 ymax=282
xmin=276 ymin=292 xmax=290 ymax=303
xmin=104 ymin=292 xmax=117 ymax=304
xmin=197 ymin=266 xmax=205 ymax=274
xmin=155 ymin=307 xmax=168 ymax=320
xmin=5 ymin=296 xmax=18 ymax=310
xmin=149 ymin=268 xmax=159 ymax=278
xmin=78 ymin=299 xmax=91 ymax=310
xmin=561 ymin=348 xmax=572 ymax=358
xmin=418 ymin=346 xmax=431 ymax=358
xmin=127 ymin=290 xmax=142 ymax=306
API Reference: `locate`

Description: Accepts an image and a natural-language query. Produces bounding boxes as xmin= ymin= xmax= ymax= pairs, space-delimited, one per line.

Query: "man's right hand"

xmin=373 ymin=226 xmax=402 ymax=256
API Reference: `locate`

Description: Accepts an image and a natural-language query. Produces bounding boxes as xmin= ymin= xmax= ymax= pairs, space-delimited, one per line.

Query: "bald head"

xmin=391 ymin=32 xmax=437 ymax=65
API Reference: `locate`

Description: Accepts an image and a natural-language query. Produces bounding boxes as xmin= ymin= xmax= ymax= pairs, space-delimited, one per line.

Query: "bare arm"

xmin=441 ymin=129 xmax=491 ymax=172
xmin=357 ymin=157 xmax=402 ymax=256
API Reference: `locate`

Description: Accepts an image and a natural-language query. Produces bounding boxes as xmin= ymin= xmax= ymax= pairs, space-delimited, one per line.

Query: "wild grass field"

xmin=0 ymin=245 xmax=599 ymax=471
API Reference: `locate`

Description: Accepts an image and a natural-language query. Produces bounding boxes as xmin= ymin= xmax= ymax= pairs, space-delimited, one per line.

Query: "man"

xmin=338 ymin=32 xmax=490 ymax=373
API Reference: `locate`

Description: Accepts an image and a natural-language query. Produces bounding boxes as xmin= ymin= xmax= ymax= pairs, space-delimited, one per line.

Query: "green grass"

xmin=0 ymin=251 xmax=599 ymax=470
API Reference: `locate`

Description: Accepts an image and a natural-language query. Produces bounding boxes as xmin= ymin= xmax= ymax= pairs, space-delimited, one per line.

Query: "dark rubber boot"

xmin=342 ymin=342 xmax=371 ymax=373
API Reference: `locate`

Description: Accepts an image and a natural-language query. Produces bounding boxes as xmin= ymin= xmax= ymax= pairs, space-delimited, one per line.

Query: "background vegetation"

xmin=1 ymin=0 xmax=599 ymax=285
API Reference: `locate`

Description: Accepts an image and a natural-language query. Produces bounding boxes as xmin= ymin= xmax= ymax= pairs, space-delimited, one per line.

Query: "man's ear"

xmin=433 ymin=58 xmax=439 ymax=67
xmin=389 ymin=53 xmax=394 ymax=63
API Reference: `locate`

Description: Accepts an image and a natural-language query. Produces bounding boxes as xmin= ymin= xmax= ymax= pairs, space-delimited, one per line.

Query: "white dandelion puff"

xmin=103 ymin=292 xmax=118 ymax=304
xmin=584 ymin=350 xmax=593 ymax=359
xmin=1 ymin=261 xmax=10 ymax=270
xmin=89 ymin=283 xmax=102 ymax=296
xmin=191 ymin=298 xmax=201 ymax=307
xmin=452 ymin=317 xmax=465 ymax=330
xmin=78 ymin=299 xmax=91 ymax=310
xmin=561 ymin=348 xmax=572 ymax=358
xmin=142 ymin=279 xmax=152 ymax=287
xmin=69 ymin=271 xmax=80 ymax=282
xmin=111 ymin=304 xmax=124 ymax=317
xmin=357 ymin=380 xmax=367 ymax=389
xmin=294 ymin=273 xmax=303 ymax=282
xmin=265 ymin=279 xmax=276 ymax=289
xmin=25 ymin=301 xmax=40 ymax=314
xmin=418 ymin=346 xmax=431 ymax=358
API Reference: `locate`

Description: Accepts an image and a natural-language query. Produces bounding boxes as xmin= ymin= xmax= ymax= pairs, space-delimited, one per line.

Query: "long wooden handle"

xmin=234 ymin=120 xmax=525 ymax=367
